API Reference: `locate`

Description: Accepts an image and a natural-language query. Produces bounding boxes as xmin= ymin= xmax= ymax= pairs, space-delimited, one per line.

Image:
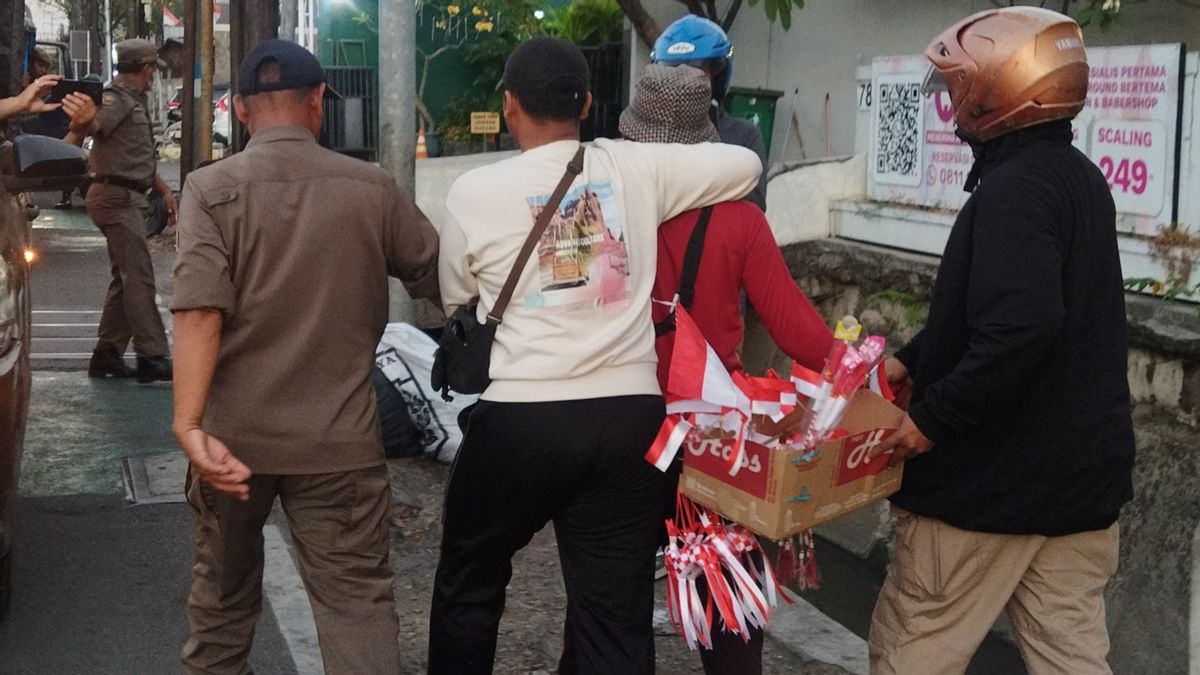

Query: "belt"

xmin=92 ymin=175 xmax=152 ymax=193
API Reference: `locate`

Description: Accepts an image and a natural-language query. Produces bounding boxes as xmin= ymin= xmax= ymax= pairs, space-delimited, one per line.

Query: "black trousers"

xmin=428 ymin=395 xmax=671 ymax=675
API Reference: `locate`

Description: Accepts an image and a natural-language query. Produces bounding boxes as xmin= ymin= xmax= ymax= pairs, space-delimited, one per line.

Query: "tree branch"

xmin=415 ymin=96 xmax=436 ymax=133
xmin=704 ymin=0 xmax=719 ymax=21
xmin=679 ymin=0 xmax=706 ymax=16
xmin=616 ymin=0 xmax=662 ymax=48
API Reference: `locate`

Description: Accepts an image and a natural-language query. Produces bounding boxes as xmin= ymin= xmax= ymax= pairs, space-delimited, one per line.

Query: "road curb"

xmin=764 ymin=587 xmax=869 ymax=675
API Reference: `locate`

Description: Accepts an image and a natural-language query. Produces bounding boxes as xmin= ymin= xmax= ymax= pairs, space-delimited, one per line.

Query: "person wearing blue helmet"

xmin=652 ymin=15 xmax=768 ymax=211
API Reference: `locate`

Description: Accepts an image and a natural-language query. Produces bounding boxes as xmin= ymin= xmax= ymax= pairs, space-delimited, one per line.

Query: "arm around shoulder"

xmin=652 ymin=143 xmax=762 ymax=222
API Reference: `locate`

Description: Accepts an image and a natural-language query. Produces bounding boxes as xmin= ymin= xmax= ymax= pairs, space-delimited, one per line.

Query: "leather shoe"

xmin=136 ymin=356 xmax=173 ymax=383
xmin=88 ymin=346 xmax=135 ymax=379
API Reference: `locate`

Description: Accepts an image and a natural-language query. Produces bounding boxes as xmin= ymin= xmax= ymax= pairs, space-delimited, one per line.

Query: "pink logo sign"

xmin=834 ymin=428 xmax=896 ymax=487
xmin=934 ymin=92 xmax=955 ymax=124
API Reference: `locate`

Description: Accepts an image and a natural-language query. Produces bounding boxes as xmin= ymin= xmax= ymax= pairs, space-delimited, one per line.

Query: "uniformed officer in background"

xmin=64 ymin=38 xmax=176 ymax=383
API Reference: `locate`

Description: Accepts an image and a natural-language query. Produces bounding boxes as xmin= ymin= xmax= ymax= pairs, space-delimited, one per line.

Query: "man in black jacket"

xmin=866 ymin=8 xmax=1135 ymax=675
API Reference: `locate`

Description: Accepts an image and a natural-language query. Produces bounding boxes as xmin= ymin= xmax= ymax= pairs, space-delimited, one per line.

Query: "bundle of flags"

xmin=649 ymin=306 xmax=892 ymax=650
xmin=663 ymin=493 xmax=783 ymax=650
xmin=790 ymin=336 xmax=890 ymax=450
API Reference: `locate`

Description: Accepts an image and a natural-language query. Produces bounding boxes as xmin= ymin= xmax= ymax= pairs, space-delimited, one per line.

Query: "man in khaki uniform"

xmin=170 ymin=40 xmax=439 ymax=674
xmin=67 ymin=38 xmax=176 ymax=382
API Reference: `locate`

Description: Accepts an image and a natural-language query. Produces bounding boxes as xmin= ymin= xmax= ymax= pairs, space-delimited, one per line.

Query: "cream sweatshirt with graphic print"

xmin=438 ymin=138 xmax=762 ymax=403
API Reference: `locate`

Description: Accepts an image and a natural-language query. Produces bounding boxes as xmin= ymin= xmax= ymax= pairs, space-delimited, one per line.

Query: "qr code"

xmin=874 ymin=81 xmax=922 ymax=180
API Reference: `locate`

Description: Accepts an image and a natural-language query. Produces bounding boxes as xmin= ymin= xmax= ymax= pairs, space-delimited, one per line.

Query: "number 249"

xmin=1099 ymin=157 xmax=1148 ymax=195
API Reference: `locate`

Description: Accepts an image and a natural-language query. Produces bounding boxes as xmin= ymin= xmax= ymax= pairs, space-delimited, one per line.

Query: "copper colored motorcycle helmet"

xmin=923 ymin=7 xmax=1088 ymax=142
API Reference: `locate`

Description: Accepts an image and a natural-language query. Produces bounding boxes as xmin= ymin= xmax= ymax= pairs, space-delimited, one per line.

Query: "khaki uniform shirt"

xmin=90 ymin=78 xmax=157 ymax=189
xmin=171 ymin=125 xmax=440 ymax=475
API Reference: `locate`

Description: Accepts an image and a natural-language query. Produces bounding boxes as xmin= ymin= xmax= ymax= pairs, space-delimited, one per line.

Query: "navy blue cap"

xmin=237 ymin=39 xmax=330 ymax=97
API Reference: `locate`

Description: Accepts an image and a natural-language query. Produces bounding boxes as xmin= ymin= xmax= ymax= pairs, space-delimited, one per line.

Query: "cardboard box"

xmin=679 ymin=389 xmax=905 ymax=541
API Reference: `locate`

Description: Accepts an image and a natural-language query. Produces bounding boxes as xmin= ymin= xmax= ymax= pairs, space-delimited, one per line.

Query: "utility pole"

xmin=281 ymin=0 xmax=297 ymax=43
xmin=229 ymin=0 xmax=279 ymax=153
xmin=198 ymin=0 xmax=213 ymax=162
xmin=378 ymin=0 xmax=418 ymax=323
xmin=181 ymin=0 xmax=214 ymax=183
xmin=103 ymin=0 xmax=113 ymax=79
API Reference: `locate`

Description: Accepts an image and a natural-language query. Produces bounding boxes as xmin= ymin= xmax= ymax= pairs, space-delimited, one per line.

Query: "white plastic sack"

xmin=375 ymin=323 xmax=477 ymax=463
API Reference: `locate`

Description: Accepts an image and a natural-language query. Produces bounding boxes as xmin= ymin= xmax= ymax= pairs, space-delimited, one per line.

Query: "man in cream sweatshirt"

xmin=428 ymin=37 xmax=761 ymax=675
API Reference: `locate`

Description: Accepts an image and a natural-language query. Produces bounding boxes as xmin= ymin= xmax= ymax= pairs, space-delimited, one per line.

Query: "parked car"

xmin=0 ymin=133 xmax=89 ymax=617
xmin=164 ymin=88 xmax=232 ymax=148
xmin=213 ymin=90 xmax=231 ymax=147
xmin=166 ymin=86 xmax=182 ymax=122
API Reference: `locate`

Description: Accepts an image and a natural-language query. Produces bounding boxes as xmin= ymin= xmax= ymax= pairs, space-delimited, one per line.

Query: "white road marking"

xmin=262 ymin=525 xmax=326 ymax=675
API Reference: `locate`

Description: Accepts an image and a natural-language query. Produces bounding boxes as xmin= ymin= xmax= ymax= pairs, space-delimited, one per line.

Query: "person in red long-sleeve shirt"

xmin=620 ymin=63 xmax=834 ymax=675
xmin=652 ymin=202 xmax=833 ymax=385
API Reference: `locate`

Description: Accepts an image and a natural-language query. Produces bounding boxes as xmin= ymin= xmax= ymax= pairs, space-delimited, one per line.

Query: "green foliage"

xmin=441 ymin=92 xmax=496 ymax=146
xmin=745 ymin=0 xmax=805 ymax=31
xmin=1124 ymin=224 xmax=1200 ymax=314
xmin=865 ymin=289 xmax=929 ymax=328
xmin=544 ymin=0 xmax=624 ymax=47
xmin=1072 ymin=0 xmax=1132 ymax=32
xmin=440 ymin=30 xmax=523 ymax=145
xmin=1124 ymin=277 xmax=1200 ymax=302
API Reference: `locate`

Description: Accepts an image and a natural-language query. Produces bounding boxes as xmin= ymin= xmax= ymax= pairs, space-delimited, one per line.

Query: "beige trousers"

xmin=869 ymin=507 xmax=1120 ymax=675
xmin=182 ymin=466 xmax=402 ymax=675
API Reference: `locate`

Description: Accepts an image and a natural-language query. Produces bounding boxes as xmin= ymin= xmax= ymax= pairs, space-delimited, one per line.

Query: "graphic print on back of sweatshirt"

xmin=526 ymin=180 xmax=630 ymax=311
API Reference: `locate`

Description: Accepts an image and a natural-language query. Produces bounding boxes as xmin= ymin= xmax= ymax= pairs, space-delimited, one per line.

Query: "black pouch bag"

xmin=431 ymin=146 xmax=585 ymax=401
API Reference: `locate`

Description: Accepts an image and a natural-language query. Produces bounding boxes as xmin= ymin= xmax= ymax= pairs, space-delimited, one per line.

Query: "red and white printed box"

xmin=680 ymin=389 xmax=904 ymax=541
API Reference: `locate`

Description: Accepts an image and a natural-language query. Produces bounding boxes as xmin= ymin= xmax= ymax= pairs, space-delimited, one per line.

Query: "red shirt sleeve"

xmin=740 ymin=211 xmax=834 ymax=372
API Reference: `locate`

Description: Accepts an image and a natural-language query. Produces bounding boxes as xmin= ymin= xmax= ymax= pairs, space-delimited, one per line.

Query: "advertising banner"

xmin=867 ymin=44 xmax=1185 ymax=233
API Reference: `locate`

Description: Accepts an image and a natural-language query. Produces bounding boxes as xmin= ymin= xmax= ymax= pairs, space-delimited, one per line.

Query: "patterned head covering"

xmin=620 ymin=64 xmax=720 ymax=144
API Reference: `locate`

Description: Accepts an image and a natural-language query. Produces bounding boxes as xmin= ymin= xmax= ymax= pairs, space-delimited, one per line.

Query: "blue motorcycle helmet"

xmin=651 ymin=15 xmax=734 ymax=100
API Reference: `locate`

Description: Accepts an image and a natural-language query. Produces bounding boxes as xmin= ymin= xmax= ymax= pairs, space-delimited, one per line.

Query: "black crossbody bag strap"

xmin=654 ymin=205 xmax=713 ymax=337
xmin=486 ymin=146 xmax=586 ymax=325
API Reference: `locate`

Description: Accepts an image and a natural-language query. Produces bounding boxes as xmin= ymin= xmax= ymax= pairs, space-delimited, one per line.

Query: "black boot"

xmin=88 ymin=345 xmax=135 ymax=379
xmin=136 ymin=356 xmax=173 ymax=383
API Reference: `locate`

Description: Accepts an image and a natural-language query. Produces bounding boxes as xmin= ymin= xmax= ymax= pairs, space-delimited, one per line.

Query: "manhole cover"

xmin=122 ymin=452 xmax=188 ymax=505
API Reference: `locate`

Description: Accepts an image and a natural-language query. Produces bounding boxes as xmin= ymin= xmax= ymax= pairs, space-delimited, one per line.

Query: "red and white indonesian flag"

xmin=647 ymin=307 xmax=752 ymax=475
xmin=866 ymin=361 xmax=895 ymax=401
xmin=790 ymin=363 xmax=823 ymax=400
xmin=665 ymin=307 xmax=748 ymax=411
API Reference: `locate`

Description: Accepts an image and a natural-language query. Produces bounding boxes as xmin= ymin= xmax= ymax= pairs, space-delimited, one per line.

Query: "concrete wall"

xmin=413 ymin=150 xmax=518 ymax=233
xmin=631 ymin=0 xmax=1200 ymax=164
xmin=739 ymin=237 xmax=1200 ymax=675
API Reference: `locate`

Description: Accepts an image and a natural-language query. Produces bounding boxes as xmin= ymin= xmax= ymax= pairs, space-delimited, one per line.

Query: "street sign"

xmin=470 ymin=112 xmax=501 ymax=135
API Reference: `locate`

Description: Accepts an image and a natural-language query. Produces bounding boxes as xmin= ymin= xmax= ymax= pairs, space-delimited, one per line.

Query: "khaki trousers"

xmin=869 ymin=508 xmax=1119 ymax=675
xmin=86 ymin=184 xmax=168 ymax=358
xmin=182 ymin=466 xmax=402 ymax=675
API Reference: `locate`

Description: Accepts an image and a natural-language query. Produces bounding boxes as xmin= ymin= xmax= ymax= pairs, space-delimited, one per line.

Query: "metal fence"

xmin=322 ymin=66 xmax=378 ymax=160
xmin=581 ymin=43 xmax=624 ymax=142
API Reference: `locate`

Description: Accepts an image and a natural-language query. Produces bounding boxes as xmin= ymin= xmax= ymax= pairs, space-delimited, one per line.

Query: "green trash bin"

xmin=723 ymin=87 xmax=784 ymax=157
